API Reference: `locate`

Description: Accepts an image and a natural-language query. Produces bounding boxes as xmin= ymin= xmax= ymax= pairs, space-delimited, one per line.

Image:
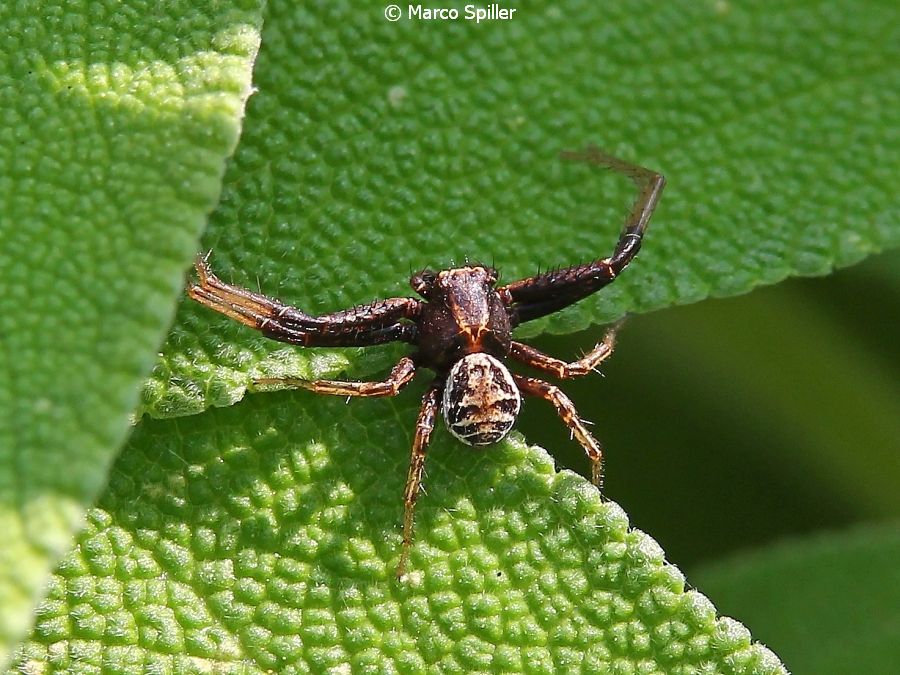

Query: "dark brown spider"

xmin=188 ymin=146 xmax=664 ymax=577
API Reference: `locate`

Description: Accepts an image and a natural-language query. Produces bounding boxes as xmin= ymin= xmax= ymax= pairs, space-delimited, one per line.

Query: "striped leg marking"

xmin=255 ymin=357 xmax=416 ymax=397
xmin=513 ymin=374 xmax=605 ymax=488
xmin=397 ymin=381 xmax=441 ymax=579
xmin=509 ymin=320 xmax=622 ymax=379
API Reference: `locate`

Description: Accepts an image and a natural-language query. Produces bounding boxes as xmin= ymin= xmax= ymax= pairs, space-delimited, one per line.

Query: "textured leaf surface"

xmin=694 ymin=524 xmax=900 ymax=675
xmin=0 ymin=0 xmax=263 ymax=663
xmin=145 ymin=0 xmax=900 ymax=418
xmin=14 ymin=392 xmax=786 ymax=673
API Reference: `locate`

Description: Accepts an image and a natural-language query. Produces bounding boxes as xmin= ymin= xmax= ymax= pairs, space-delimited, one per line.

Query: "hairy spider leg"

xmin=397 ymin=380 xmax=442 ymax=579
xmin=189 ymin=255 xmax=420 ymax=347
xmin=508 ymin=320 xmax=622 ymax=379
xmin=513 ymin=374 xmax=605 ymax=488
xmin=500 ymin=146 xmax=665 ymax=324
xmin=254 ymin=357 xmax=416 ymax=396
xmin=255 ymin=360 xmax=436 ymax=580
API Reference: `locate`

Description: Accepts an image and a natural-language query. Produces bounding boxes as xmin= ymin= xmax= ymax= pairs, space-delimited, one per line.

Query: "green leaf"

xmin=693 ymin=524 xmax=900 ymax=675
xmin=145 ymin=0 xmax=900 ymax=418
xmin=13 ymin=392 xmax=786 ymax=673
xmin=8 ymin=0 xmax=898 ymax=669
xmin=0 ymin=0 xmax=264 ymax=664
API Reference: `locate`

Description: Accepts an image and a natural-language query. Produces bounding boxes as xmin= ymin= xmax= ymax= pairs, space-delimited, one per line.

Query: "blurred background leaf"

xmin=522 ymin=249 xmax=900 ymax=568
xmin=0 ymin=0 xmax=263 ymax=662
xmin=522 ymin=249 xmax=899 ymax=671
xmin=693 ymin=523 xmax=900 ymax=674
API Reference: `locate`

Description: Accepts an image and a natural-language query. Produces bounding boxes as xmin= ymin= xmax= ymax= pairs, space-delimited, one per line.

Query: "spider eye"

xmin=411 ymin=269 xmax=436 ymax=297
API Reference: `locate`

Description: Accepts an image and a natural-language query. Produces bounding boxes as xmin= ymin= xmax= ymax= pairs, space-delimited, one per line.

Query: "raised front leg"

xmin=513 ymin=374 xmax=605 ymax=488
xmin=500 ymin=147 xmax=664 ymax=324
xmin=255 ymin=357 xmax=416 ymax=397
xmin=397 ymin=380 xmax=442 ymax=579
xmin=509 ymin=320 xmax=622 ymax=378
xmin=189 ymin=253 xmax=420 ymax=346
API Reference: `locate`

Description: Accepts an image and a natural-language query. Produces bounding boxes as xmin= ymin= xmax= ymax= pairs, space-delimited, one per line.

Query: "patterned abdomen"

xmin=441 ymin=353 xmax=521 ymax=446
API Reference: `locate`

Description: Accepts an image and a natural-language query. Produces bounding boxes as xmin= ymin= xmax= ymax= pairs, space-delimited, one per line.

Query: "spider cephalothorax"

xmin=188 ymin=146 xmax=665 ymax=577
xmin=411 ymin=265 xmax=512 ymax=369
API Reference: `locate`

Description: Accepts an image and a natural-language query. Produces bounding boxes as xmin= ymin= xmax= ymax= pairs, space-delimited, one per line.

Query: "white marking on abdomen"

xmin=442 ymin=353 xmax=521 ymax=446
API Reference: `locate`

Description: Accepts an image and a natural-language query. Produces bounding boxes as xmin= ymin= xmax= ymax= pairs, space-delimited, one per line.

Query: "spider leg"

xmin=509 ymin=320 xmax=622 ymax=379
xmin=500 ymin=146 xmax=664 ymax=325
xmin=397 ymin=379 xmax=442 ymax=579
xmin=188 ymin=254 xmax=420 ymax=347
xmin=513 ymin=374 xmax=605 ymax=488
xmin=255 ymin=356 xmax=416 ymax=396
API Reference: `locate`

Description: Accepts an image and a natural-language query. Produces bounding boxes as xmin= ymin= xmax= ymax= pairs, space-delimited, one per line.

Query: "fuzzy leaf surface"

xmin=15 ymin=392 xmax=786 ymax=674
xmin=0 ymin=0 xmax=263 ymax=662
xmin=146 ymin=0 xmax=900 ymax=418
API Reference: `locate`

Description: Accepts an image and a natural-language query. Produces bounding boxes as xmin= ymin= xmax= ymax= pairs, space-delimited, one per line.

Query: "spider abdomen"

xmin=441 ymin=353 xmax=521 ymax=446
